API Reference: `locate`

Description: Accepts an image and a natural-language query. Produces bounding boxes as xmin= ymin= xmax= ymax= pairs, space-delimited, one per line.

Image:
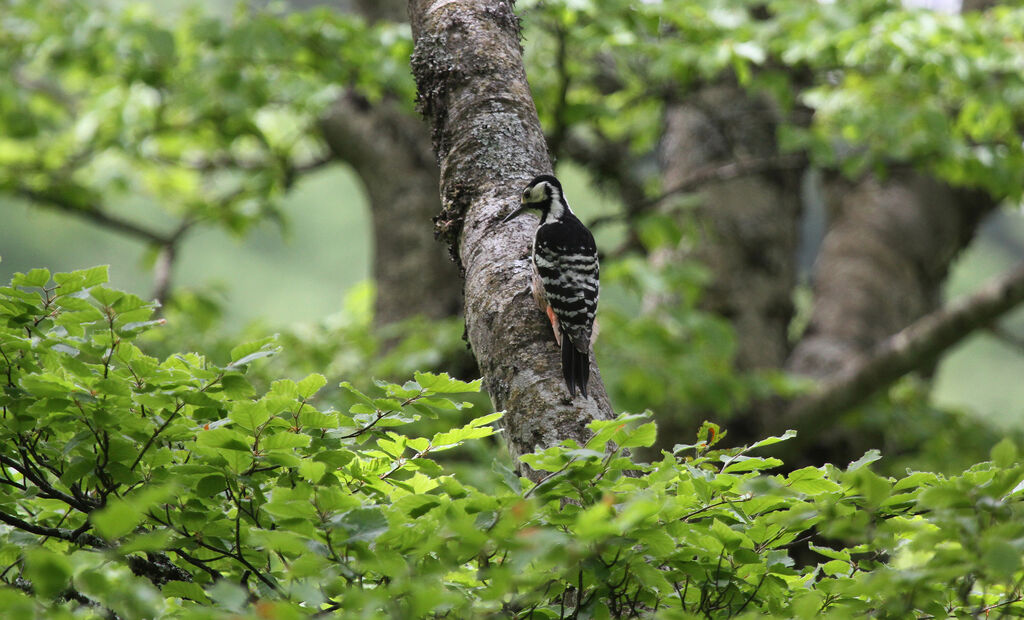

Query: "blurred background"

xmin=3 ymin=0 xmax=1024 ymax=471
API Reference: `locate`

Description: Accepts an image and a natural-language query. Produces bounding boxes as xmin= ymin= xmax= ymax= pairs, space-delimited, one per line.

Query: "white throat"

xmin=543 ymin=199 xmax=567 ymax=224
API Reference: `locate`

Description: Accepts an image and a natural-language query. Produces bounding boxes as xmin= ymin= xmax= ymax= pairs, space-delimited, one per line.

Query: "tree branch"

xmin=14 ymin=188 xmax=178 ymax=246
xmin=645 ymin=153 xmax=807 ymax=211
xmin=588 ymin=153 xmax=807 ymax=230
xmin=0 ymin=507 xmax=103 ymax=548
xmin=0 ymin=502 xmax=194 ymax=586
xmin=989 ymin=324 xmax=1024 ymax=354
xmin=781 ymin=262 xmax=1024 ymax=435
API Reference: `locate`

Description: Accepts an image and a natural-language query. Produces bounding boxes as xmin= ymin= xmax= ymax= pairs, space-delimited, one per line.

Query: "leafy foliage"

xmin=0 ymin=0 xmax=412 ymax=235
xmin=525 ymin=0 xmax=1024 ymax=198
xmin=3 ymin=0 xmax=1024 ymax=616
xmin=2 ymin=268 xmax=1024 ymax=617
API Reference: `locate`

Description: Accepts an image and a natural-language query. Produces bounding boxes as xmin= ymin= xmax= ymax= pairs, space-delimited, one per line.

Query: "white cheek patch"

xmin=529 ymin=184 xmax=546 ymax=202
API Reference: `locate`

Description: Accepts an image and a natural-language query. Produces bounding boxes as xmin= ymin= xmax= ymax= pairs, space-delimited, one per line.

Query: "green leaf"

xmin=12 ymin=268 xmax=50 ymax=288
xmin=118 ymin=530 xmax=174 ymax=554
xmin=413 ymin=371 xmax=482 ymax=394
xmin=991 ymin=438 xmax=1018 ymax=469
xmin=821 ymin=559 xmax=851 ymax=577
xmin=395 ymin=494 xmax=442 ymax=519
xmin=298 ymin=409 xmax=337 ymax=428
xmin=847 ymin=449 xmax=881 ymax=472
xmin=722 ymin=456 xmax=783 ymax=473
xmin=297 ymin=373 xmax=327 ymax=398
xmin=196 ymin=475 xmax=227 ymax=497
xmin=196 ymin=428 xmax=252 ymax=452
xmin=228 ymin=336 xmax=279 ymax=368
xmin=54 ymin=266 xmax=108 ymax=294
xmin=92 ymin=500 xmax=141 ymax=540
xmin=118 ymin=319 xmax=165 ymax=336
xmin=263 ymin=432 xmax=311 ymax=450
xmin=620 ymin=422 xmax=657 ymax=448
xmin=24 ymin=548 xmax=72 ymax=598
xmin=298 ymin=460 xmax=326 ymax=482
xmin=785 ymin=467 xmax=841 ymax=495
xmin=749 ymin=430 xmax=797 ymax=450
xmin=467 ymin=411 xmax=503 ymax=427
xmin=337 ymin=508 xmax=388 ymax=542
xmin=270 ymin=379 xmax=299 ymax=400
xmin=983 ymin=543 xmax=1021 ymax=578
xmin=79 ymin=265 xmax=110 ymax=289
xmin=90 ymin=286 xmax=125 ymax=307
xmin=163 ymin=581 xmax=211 ymax=604
xmin=92 ymin=486 xmax=174 ymax=540
xmin=208 ymin=580 xmax=248 ymax=612
xmin=231 ymin=401 xmax=270 ymax=432
xmin=809 ymin=544 xmax=851 ymax=562
xmin=219 ymin=374 xmax=255 ymax=399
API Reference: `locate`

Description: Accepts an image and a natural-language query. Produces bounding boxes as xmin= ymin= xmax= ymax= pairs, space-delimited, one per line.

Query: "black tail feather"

xmin=577 ymin=343 xmax=589 ymax=398
xmin=561 ymin=334 xmax=576 ymax=397
xmin=560 ymin=329 xmax=590 ymax=399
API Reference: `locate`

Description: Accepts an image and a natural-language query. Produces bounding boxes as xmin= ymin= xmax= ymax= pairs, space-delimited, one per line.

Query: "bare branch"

xmin=319 ymin=93 xmax=462 ymax=326
xmin=589 ymin=153 xmax=807 ymax=229
xmin=152 ymin=243 xmax=176 ymax=307
xmin=781 ymin=262 xmax=1024 ymax=435
xmin=649 ymin=153 xmax=807 ymax=207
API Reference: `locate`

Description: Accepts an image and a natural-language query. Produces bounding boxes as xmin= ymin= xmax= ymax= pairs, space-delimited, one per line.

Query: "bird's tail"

xmin=560 ymin=329 xmax=590 ymax=399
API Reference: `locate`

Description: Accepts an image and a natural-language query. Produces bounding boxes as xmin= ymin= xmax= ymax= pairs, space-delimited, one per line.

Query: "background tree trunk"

xmin=408 ymin=0 xmax=615 ymax=474
xmin=654 ymin=86 xmax=998 ymax=459
xmin=320 ymin=96 xmax=462 ymax=327
xmin=787 ymin=172 xmax=993 ymax=379
xmin=658 ymin=85 xmax=803 ymax=372
xmin=316 ymin=0 xmax=463 ymax=329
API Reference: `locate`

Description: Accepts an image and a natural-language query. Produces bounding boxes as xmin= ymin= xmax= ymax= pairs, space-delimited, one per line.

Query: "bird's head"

xmin=502 ymin=175 xmax=564 ymax=223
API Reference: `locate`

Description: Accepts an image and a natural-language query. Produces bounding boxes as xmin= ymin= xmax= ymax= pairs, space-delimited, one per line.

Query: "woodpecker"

xmin=503 ymin=174 xmax=599 ymax=398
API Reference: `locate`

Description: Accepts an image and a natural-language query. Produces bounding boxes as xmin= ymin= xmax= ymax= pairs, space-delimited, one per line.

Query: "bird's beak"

xmin=501 ymin=203 xmax=530 ymax=223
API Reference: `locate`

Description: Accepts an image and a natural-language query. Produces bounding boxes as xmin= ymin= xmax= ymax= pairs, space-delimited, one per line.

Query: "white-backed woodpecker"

xmin=503 ymin=174 xmax=599 ymax=398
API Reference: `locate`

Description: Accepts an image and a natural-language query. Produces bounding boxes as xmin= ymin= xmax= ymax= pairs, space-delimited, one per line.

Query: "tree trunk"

xmin=787 ymin=172 xmax=992 ymax=378
xmin=408 ymin=0 xmax=615 ymax=474
xmin=658 ymin=85 xmax=803 ymax=371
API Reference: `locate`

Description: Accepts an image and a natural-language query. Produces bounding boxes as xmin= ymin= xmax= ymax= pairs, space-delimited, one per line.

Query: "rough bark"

xmin=319 ymin=95 xmax=462 ymax=326
xmin=408 ymin=0 xmax=615 ymax=473
xmin=786 ymin=172 xmax=993 ymax=379
xmin=658 ymin=85 xmax=803 ymax=371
